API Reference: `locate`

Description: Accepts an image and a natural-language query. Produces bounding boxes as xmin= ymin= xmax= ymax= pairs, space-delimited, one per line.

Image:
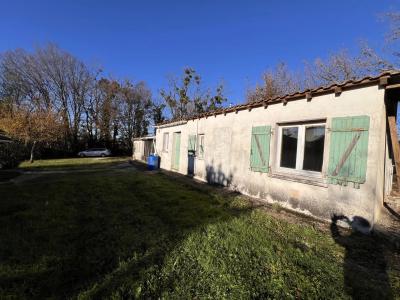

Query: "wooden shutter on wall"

xmin=173 ymin=132 xmax=181 ymax=170
xmin=188 ymin=135 xmax=196 ymax=151
xmin=327 ymin=116 xmax=370 ymax=187
xmin=250 ymin=126 xmax=271 ymax=173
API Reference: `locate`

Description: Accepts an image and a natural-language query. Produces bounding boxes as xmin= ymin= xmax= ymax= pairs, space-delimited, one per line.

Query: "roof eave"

xmin=156 ymin=70 xmax=400 ymax=127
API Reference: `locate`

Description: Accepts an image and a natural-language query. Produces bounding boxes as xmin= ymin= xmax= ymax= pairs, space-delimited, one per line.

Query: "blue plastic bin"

xmin=147 ymin=154 xmax=159 ymax=170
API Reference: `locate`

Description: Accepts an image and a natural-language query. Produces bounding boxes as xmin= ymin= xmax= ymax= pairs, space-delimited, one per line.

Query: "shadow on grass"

xmin=330 ymin=215 xmax=393 ymax=299
xmin=2 ymin=164 xmax=398 ymax=298
xmin=0 ymin=166 xmax=248 ymax=299
xmin=0 ymin=170 xmax=22 ymax=182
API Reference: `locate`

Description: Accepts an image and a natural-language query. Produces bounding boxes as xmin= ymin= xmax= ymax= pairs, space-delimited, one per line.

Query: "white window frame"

xmin=275 ymin=122 xmax=326 ymax=178
xmin=197 ymin=134 xmax=205 ymax=159
xmin=162 ymin=132 xmax=169 ymax=152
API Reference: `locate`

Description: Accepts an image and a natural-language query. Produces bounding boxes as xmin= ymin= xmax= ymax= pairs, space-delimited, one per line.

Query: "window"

xmin=280 ymin=127 xmax=298 ymax=169
xmin=188 ymin=135 xmax=196 ymax=152
xmin=303 ymin=126 xmax=325 ymax=171
xmin=163 ymin=132 xmax=169 ymax=152
xmin=198 ymin=134 xmax=205 ymax=158
xmin=277 ymin=122 xmax=326 ymax=174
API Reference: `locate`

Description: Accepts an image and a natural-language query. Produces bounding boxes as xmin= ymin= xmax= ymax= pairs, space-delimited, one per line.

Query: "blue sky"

xmin=0 ymin=0 xmax=399 ymax=104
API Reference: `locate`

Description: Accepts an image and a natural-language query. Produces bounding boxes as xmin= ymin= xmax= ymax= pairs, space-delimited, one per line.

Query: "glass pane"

xmin=163 ymin=133 xmax=169 ymax=150
xmin=280 ymin=127 xmax=298 ymax=168
xmin=303 ymin=126 xmax=325 ymax=172
xmin=199 ymin=135 xmax=204 ymax=157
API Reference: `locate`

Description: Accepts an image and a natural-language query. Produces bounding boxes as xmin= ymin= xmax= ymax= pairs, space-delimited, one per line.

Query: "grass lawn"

xmin=0 ymin=170 xmax=21 ymax=182
xmin=0 ymin=160 xmax=399 ymax=299
xmin=18 ymin=156 xmax=129 ymax=170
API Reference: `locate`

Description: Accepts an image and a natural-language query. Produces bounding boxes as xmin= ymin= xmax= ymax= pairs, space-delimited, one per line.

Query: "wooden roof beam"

xmin=385 ymin=83 xmax=400 ymax=90
xmin=379 ymin=76 xmax=390 ymax=87
xmin=334 ymin=86 xmax=342 ymax=97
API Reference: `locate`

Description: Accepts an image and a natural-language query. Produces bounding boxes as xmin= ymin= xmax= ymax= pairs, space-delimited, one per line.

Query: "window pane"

xmin=303 ymin=126 xmax=325 ymax=172
xmin=199 ymin=135 xmax=204 ymax=157
xmin=280 ymin=127 xmax=298 ymax=168
xmin=163 ymin=133 xmax=169 ymax=150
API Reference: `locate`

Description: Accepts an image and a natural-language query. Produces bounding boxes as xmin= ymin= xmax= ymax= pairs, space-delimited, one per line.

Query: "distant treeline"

xmin=0 ymin=45 xmax=229 ymax=162
xmin=0 ymin=45 xmax=165 ymax=161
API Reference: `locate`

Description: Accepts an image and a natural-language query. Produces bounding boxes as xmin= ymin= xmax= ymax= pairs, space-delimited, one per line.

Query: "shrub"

xmin=0 ymin=141 xmax=26 ymax=169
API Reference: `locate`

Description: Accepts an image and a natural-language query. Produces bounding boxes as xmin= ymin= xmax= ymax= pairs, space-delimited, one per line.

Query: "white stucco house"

xmin=134 ymin=71 xmax=400 ymax=226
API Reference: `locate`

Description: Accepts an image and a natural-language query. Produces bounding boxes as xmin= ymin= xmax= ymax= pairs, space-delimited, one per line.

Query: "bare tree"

xmin=0 ymin=45 xmax=96 ymax=152
xmin=0 ymin=44 xmax=162 ymax=158
xmin=381 ymin=11 xmax=400 ymax=66
xmin=0 ymin=49 xmax=51 ymax=110
xmin=247 ymin=44 xmax=393 ymax=104
xmin=119 ymin=80 xmax=152 ymax=149
xmin=0 ymin=43 xmax=165 ymax=158
xmin=385 ymin=12 xmax=400 ymax=43
xmin=247 ymin=63 xmax=300 ymax=103
xmin=93 ymin=78 xmax=120 ymax=147
xmin=304 ymin=45 xmax=393 ymax=89
xmin=34 ymin=44 xmax=94 ymax=151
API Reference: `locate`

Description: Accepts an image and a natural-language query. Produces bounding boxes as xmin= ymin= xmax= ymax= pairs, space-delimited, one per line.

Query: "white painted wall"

xmin=133 ymin=140 xmax=144 ymax=161
xmin=155 ymin=85 xmax=387 ymax=224
xmin=133 ymin=139 xmax=155 ymax=162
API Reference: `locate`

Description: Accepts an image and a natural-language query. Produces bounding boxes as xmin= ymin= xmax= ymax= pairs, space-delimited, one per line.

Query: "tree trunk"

xmin=30 ymin=141 xmax=37 ymax=163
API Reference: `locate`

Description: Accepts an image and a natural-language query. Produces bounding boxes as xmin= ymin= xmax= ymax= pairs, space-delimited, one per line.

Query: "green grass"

xmin=0 ymin=161 xmax=399 ymax=299
xmin=18 ymin=156 xmax=129 ymax=170
xmin=0 ymin=170 xmax=21 ymax=182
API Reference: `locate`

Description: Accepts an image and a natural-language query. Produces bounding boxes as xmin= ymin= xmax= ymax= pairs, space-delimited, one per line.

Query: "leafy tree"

xmin=160 ymin=67 xmax=226 ymax=119
xmin=151 ymin=100 xmax=166 ymax=131
xmin=0 ymin=105 xmax=62 ymax=162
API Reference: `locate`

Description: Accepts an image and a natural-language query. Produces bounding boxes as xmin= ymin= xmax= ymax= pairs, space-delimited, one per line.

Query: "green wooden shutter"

xmin=250 ymin=126 xmax=271 ymax=173
xmin=188 ymin=135 xmax=196 ymax=151
xmin=173 ymin=132 xmax=181 ymax=170
xmin=327 ymin=116 xmax=370 ymax=187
